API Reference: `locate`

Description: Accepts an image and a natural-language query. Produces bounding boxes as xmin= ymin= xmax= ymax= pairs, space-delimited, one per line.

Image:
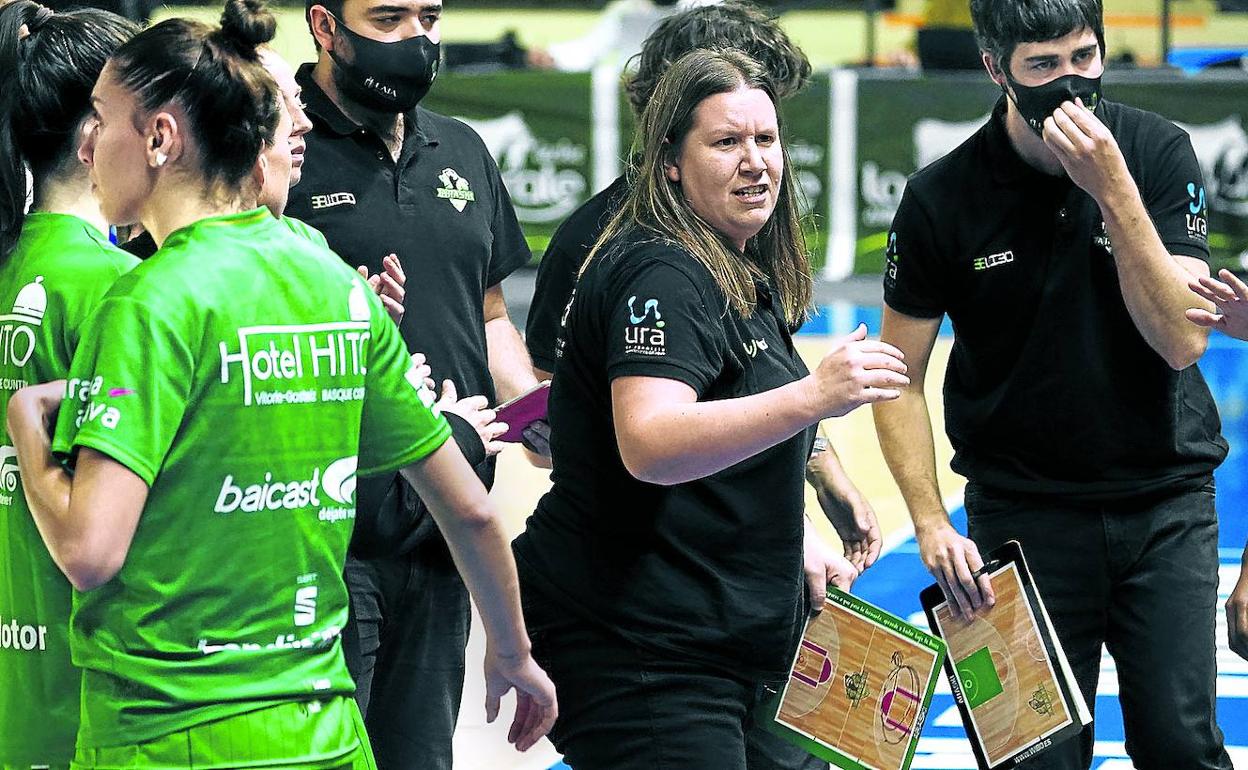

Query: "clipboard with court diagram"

xmin=920 ymin=540 xmax=1092 ymax=769
xmin=766 ymin=589 xmax=946 ymax=770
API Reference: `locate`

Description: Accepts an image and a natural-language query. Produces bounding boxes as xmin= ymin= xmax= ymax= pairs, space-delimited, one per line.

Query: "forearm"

xmin=486 ymin=318 xmax=540 ymax=402
xmin=8 ymin=396 xmax=73 ymax=566
xmin=400 ymin=441 xmax=530 ymax=656
xmin=1101 ymin=184 xmax=1211 ymax=369
xmin=872 ymin=390 xmax=947 ymax=533
xmin=616 ymin=378 xmax=819 ymax=485
xmin=806 ymin=443 xmax=855 ymax=502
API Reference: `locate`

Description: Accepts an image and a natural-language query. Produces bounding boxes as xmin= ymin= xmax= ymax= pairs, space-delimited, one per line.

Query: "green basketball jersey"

xmin=0 ymin=213 xmax=138 ymax=766
xmin=51 ymin=208 xmax=450 ymax=747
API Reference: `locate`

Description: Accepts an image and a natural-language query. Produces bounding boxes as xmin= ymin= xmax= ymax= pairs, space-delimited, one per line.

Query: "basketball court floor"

xmin=452 ymin=294 xmax=1248 ymax=770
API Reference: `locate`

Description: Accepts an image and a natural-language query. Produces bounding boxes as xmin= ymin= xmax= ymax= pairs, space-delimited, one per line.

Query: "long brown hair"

xmin=590 ymin=48 xmax=812 ymax=325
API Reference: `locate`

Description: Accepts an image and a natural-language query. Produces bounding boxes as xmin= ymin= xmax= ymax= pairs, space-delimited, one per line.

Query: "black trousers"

xmin=520 ymin=581 xmax=828 ymax=770
xmin=342 ymin=536 xmax=470 ymax=770
xmin=964 ymin=481 xmax=1232 ymax=770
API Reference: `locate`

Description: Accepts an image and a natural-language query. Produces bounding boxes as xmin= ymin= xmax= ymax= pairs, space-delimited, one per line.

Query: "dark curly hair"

xmin=625 ymin=1 xmax=811 ymax=117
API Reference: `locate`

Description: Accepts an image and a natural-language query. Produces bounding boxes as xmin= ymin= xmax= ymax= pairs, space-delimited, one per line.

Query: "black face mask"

xmin=1004 ymin=72 xmax=1103 ymax=136
xmin=328 ymin=14 xmax=440 ymax=114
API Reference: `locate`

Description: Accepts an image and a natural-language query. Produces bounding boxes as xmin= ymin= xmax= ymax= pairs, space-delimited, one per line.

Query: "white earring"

xmin=154 ymin=152 xmax=167 ymax=167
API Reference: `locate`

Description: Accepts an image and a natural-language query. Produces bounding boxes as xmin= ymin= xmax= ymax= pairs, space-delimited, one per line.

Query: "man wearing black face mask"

xmin=874 ymin=0 xmax=1233 ymax=768
xmin=285 ymin=1 xmax=541 ymax=768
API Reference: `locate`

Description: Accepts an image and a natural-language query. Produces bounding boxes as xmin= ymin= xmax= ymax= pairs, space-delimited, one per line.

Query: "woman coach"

xmin=513 ymin=48 xmax=909 ymax=769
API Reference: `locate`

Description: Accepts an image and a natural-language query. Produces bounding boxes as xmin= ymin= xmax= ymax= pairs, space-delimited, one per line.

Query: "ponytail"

xmin=0 ymin=1 xmax=136 ymax=258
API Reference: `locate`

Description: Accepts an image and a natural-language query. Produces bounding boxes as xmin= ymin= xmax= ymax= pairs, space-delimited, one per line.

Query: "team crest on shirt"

xmin=436 ymin=167 xmax=476 ymax=212
xmin=623 ymin=295 xmax=666 ymax=356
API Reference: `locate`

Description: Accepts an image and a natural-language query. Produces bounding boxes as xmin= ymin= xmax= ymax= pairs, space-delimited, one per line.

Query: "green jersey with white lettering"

xmin=51 ymin=208 xmax=450 ymax=748
xmin=0 ymin=213 xmax=138 ymax=766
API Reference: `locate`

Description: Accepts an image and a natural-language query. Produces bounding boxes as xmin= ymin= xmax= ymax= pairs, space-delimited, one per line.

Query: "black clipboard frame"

xmin=919 ymin=540 xmax=1090 ymax=769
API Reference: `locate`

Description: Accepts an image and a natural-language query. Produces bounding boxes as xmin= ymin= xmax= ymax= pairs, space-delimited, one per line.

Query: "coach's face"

xmin=1003 ymin=27 xmax=1103 ymax=89
xmin=312 ymin=0 xmax=442 ymax=49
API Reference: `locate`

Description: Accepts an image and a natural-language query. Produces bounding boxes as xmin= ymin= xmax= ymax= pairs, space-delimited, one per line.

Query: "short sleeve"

xmin=484 ymin=155 xmax=532 ymax=287
xmin=60 ymin=249 xmax=138 ymax=362
xmin=526 ymin=239 xmax=580 ymax=373
xmin=603 ymin=258 xmax=725 ymax=396
xmin=282 ymin=216 xmax=331 ymax=251
xmin=51 ymin=297 xmax=192 ymax=485
xmin=1140 ymin=128 xmax=1210 ymax=261
xmin=358 ymin=289 xmax=452 ymax=477
xmin=882 ymin=183 xmax=948 ymax=319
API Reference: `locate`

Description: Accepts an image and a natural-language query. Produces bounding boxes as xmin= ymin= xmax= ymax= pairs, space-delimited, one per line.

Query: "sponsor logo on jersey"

xmin=66 ymin=376 xmax=122 ymax=430
xmin=0 ymin=276 xmax=46 ymax=371
xmin=743 ymin=339 xmax=770 ymax=358
xmin=219 ymin=321 xmax=371 ymax=406
xmin=0 ymin=614 xmax=48 ymax=652
xmin=624 ymin=296 xmax=666 ymax=357
xmin=310 ymin=192 xmax=356 ymax=210
xmin=1187 ymin=182 xmax=1209 ymax=240
xmin=214 ymin=455 xmax=357 ymax=523
xmin=0 ymin=445 xmax=18 ymax=506
xmin=972 ymin=250 xmax=1014 ymax=272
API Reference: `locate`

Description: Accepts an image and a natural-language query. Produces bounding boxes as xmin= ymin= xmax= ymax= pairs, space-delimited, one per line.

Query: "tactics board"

xmin=922 ymin=542 xmax=1090 ymax=769
xmin=770 ymin=589 xmax=946 ymax=770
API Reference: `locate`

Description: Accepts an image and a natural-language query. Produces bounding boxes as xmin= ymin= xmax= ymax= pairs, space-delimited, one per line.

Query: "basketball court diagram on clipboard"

xmin=922 ymin=541 xmax=1092 ymax=769
xmin=771 ymin=590 xmax=946 ymax=770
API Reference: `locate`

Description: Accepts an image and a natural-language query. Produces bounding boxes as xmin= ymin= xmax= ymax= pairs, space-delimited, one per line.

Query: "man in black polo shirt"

xmin=283 ymin=1 xmax=540 ymax=767
xmin=874 ymin=0 xmax=1232 ymax=767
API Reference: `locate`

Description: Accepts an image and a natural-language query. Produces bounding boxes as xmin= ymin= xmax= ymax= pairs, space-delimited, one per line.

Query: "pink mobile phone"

xmin=495 ymin=381 xmax=551 ymax=442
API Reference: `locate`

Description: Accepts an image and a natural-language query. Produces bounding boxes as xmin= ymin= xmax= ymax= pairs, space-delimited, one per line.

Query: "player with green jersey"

xmin=0 ymin=4 xmax=137 ymax=767
xmin=6 ymin=1 xmax=556 ymax=765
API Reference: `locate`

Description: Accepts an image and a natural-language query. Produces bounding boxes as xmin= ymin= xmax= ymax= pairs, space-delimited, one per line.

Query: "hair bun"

xmin=218 ymin=0 xmax=275 ymax=52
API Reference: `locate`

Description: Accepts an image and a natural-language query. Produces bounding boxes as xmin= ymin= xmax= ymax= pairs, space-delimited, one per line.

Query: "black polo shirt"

xmin=513 ymin=230 xmax=815 ymax=679
xmin=884 ymin=97 xmax=1227 ymax=501
xmin=286 ymin=64 xmax=531 ymax=407
xmin=525 ymin=175 xmax=627 ymax=373
xmin=286 ymin=66 xmax=529 ymax=555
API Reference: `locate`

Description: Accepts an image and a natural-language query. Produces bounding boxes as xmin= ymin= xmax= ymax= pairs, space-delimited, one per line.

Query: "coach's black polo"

xmin=885 ymin=97 xmax=1226 ymax=501
xmin=514 ymin=230 xmax=814 ymax=679
xmin=286 ymin=64 xmax=531 ymax=407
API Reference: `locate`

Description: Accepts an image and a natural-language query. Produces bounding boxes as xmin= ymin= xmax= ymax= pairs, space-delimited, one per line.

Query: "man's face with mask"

xmin=313 ymin=0 xmax=443 ymax=113
xmin=995 ymin=27 xmax=1105 ymax=136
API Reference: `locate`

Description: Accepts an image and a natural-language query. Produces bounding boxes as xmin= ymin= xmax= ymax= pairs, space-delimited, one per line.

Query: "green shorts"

xmin=69 ymin=696 xmax=375 ymax=770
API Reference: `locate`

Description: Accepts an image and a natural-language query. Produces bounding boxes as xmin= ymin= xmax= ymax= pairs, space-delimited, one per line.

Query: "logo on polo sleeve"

xmin=1187 ymin=182 xmax=1209 ymax=240
xmin=884 ymin=232 xmax=899 ymax=283
xmin=623 ymin=296 xmax=666 ymax=357
xmin=436 ymin=168 xmax=476 ymax=212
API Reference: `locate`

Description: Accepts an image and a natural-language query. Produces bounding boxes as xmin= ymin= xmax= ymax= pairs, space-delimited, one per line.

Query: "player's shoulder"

xmin=280 ymin=215 xmax=330 ymax=249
